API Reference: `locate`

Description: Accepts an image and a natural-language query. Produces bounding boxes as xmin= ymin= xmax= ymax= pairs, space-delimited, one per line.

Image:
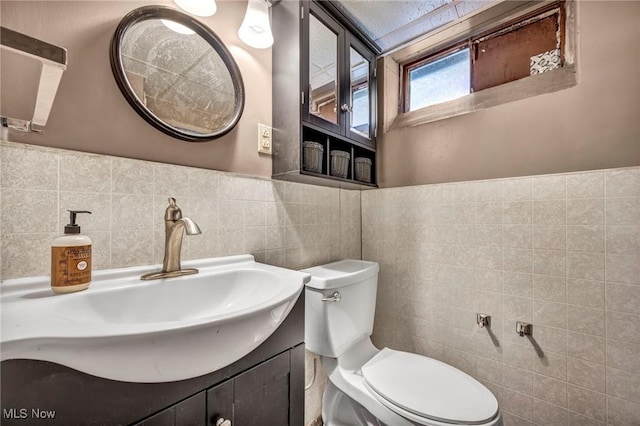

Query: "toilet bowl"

xmin=302 ymin=260 xmax=502 ymax=426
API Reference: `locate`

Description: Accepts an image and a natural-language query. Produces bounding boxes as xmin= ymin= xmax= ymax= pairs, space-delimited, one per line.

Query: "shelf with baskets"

xmin=272 ymin=0 xmax=379 ymax=189
xmin=301 ymin=125 xmax=376 ymax=187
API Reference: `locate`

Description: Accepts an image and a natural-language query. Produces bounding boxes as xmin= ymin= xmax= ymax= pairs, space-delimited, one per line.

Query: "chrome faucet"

xmin=141 ymin=197 xmax=202 ymax=280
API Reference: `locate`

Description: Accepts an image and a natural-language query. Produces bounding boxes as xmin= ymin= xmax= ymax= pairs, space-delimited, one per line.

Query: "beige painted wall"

xmin=0 ymin=0 xmax=272 ymax=177
xmin=378 ymin=1 xmax=640 ymax=187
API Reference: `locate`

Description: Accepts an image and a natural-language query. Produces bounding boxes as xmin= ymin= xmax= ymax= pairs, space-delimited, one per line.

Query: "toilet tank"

xmin=301 ymin=260 xmax=379 ymax=358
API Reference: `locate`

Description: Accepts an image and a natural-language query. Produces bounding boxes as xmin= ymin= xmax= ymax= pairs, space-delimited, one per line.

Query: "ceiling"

xmin=333 ymin=0 xmax=497 ymax=53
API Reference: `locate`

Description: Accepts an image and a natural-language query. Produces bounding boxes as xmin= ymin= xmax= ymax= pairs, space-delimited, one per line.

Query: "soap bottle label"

xmin=51 ymin=245 xmax=92 ymax=287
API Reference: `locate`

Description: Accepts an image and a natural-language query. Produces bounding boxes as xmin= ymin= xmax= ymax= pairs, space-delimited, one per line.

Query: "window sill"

xmin=389 ymin=65 xmax=577 ymax=130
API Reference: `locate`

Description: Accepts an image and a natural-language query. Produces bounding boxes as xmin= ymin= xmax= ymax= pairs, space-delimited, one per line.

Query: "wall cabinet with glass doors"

xmin=272 ymin=0 xmax=378 ymax=188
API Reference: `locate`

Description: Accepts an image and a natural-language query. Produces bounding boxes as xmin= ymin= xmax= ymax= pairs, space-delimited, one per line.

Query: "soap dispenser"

xmin=51 ymin=210 xmax=92 ymax=294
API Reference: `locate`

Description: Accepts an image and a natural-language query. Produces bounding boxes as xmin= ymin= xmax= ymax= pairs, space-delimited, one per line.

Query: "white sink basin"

xmin=1 ymin=255 xmax=309 ymax=383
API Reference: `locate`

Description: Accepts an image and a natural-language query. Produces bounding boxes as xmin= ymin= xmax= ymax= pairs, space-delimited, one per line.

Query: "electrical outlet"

xmin=258 ymin=123 xmax=272 ymax=155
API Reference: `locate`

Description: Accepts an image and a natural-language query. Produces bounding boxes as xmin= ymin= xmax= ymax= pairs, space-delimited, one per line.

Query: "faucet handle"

xmin=165 ymin=197 xmax=183 ymax=221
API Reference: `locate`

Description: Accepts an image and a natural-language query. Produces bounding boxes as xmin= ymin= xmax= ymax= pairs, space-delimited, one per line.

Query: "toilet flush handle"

xmin=321 ymin=291 xmax=341 ymax=302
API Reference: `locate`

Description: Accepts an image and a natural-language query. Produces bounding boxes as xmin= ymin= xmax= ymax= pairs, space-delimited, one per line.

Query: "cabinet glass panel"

xmin=309 ymin=14 xmax=338 ymax=125
xmin=350 ymin=47 xmax=370 ymax=138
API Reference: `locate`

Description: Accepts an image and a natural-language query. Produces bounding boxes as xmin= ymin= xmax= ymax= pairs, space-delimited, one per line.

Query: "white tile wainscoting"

xmin=363 ymin=167 xmax=640 ymax=425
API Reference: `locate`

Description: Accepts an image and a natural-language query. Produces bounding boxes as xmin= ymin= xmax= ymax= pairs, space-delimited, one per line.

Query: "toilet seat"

xmin=361 ymin=348 xmax=499 ymax=425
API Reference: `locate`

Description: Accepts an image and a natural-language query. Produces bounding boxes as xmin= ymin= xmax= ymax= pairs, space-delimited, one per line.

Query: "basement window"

xmin=407 ymin=47 xmax=471 ymax=110
xmin=402 ymin=3 xmax=565 ymax=113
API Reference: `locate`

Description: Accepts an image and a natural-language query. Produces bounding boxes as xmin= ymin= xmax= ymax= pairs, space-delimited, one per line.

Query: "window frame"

xmin=400 ymin=1 xmax=566 ymax=114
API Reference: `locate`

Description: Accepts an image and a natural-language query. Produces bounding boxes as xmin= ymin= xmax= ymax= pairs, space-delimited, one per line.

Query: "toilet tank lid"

xmin=301 ymin=260 xmax=379 ymax=290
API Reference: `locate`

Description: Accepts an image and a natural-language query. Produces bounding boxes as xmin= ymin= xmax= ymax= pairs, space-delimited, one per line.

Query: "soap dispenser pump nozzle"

xmin=65 ymin=210 xmax=91 ymax=234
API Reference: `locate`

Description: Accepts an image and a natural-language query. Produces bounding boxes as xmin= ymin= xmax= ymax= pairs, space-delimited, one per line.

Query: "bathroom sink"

xmin=1 ymin=255 xmax=309 ymax=383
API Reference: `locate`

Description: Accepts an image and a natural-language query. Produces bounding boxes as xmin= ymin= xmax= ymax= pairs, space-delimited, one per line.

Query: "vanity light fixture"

xmin=173 ymin=0 xmax=217 ymax=17
xmin=238 ymin=0 xmax=274 ymax=49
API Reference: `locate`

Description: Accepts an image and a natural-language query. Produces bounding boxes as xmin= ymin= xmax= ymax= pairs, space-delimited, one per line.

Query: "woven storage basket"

xmin=302 ymin=141 xmax=323 ymax=173
xmin=354 ymin=157 xmax=372 ymax=183
xmin=330 ymin=150 xmax=350 ymax=179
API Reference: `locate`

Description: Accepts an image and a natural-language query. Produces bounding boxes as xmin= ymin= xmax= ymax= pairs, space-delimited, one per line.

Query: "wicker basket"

xmin=354 ymin=157 xmax=372 ymax=183
xmin=330 ymin=150 xmax=350 ymax=179
xmin=302 ymin=141 xmax=323 ymax=173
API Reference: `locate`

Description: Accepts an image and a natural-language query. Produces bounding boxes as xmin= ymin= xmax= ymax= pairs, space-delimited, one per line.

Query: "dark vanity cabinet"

xmin=1 ymin=295 xmax=305 ymax=426
xmin=134 ymin=392 xmax=207 ymax=426
xmin=210 ymin=350 xmax=293 ymax=426
xmin=272 ymin=0 xmax=379 ymax=188
xmin=136 ymin=350 xmax=297 ymax=426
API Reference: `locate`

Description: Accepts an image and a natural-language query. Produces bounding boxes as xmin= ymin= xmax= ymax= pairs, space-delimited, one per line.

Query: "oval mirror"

xmin=110 ymin=6 xmax=244 ymax=142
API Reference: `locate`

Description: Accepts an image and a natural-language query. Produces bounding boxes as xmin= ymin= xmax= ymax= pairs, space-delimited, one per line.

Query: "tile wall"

xmin=0 ymin=141 xmax=361 ymax=280
xmin=362 ymin=167 xmax=640 ymax=425
xmin=0 ymin=141 xmax=360 ymax=426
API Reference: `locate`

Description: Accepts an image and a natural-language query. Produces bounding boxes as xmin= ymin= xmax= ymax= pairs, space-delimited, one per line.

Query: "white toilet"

xmin=302 ymin=259 xmax=502 ymax=426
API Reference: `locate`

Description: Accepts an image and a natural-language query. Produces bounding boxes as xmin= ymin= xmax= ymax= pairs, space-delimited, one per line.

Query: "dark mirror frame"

xmin=110 ymin=6 xmax=245 ymax=142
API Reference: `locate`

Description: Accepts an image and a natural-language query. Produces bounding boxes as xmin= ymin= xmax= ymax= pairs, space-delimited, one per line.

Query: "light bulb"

xmin=238 ymin=0 xmax=273 ymax=49
xmin=173 ymin=0 xmax=217 ymax=17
